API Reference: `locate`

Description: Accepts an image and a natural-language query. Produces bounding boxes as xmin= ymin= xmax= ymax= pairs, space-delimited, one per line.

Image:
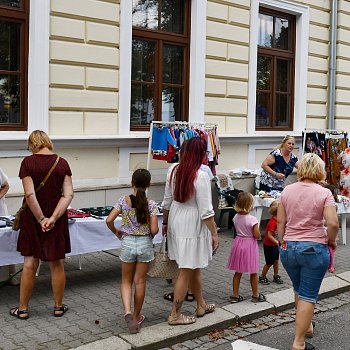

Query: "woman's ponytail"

xmin=131 ymin=169 xmax=151 ymax=225
xmin=135 ymin=187 xmax=150 ymax=225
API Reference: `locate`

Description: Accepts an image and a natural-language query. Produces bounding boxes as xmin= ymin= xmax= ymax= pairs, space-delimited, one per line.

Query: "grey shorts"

xmin=119 ymin=235 xmax=154 ymax=263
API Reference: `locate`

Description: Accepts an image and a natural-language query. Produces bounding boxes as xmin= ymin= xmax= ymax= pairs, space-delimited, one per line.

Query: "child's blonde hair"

xmin=268 ymin=200 xmax=278 ymax=216
xmin=234 ymin=192 xmax=254 ymax=214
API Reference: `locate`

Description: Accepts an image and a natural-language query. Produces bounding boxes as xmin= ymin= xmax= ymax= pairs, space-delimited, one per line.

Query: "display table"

xmin=0 ymin=215 xmax=163 ymax=267
xmin=253 ymin=195 xmax=348 ymax=245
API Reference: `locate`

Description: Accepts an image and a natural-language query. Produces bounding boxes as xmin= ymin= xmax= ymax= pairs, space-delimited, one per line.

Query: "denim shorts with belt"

xmin=120 ymin=235 xmax=154 ymax=263
xmin=280 ymin=241 xmax=330 ymax=304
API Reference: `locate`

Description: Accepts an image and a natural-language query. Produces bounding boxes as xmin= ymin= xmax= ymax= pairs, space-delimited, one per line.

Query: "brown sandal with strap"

xmin=168 ymin=313 xmax=196 ymax=325
xmin=196 ymin=303 xmax=216 ymax=317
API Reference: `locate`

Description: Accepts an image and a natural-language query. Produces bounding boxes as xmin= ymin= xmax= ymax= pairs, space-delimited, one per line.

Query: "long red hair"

xmin=172 ymin=137 xmax=207 ymax=202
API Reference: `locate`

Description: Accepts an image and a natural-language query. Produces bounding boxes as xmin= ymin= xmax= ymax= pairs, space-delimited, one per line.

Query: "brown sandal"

xmin=196 ymin=303 xmax=215 ymax=317
xmin=168 ymin=313 xmax=196 ymax=325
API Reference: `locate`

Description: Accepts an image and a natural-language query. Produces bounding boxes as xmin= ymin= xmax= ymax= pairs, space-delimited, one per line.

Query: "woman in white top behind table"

xmin=0 ymin=168 xmax=18 ymax=286
xmin=162 ymin=137 xmax=219 ymax=325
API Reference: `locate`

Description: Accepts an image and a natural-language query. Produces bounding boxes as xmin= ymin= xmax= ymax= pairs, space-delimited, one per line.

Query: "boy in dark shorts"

xmin=259 ymin=200 xmax=283 ymax=285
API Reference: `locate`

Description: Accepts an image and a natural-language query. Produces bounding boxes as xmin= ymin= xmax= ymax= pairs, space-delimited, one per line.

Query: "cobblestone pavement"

xmin=159 ymin=291 xmax=350 ymax=350
xmin=1 ymin=227 xmax=350 ymax=350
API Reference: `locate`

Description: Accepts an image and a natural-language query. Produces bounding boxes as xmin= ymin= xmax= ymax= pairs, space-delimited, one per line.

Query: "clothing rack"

xmin=147 ymin=121 xmax=218 ymax=170
xmin=302 ymin=128 xmax=346 ymax=157
xmin=303 ymin=128 xmax=346 ymax=134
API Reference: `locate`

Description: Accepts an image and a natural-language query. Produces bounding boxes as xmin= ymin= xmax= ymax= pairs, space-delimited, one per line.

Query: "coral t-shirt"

xmin=280 ymin=182 xmax=335 ymax=244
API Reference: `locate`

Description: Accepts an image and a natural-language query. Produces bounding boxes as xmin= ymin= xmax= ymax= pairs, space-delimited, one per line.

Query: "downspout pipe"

xmin=328 ymin=0 xmax=338 ymax=130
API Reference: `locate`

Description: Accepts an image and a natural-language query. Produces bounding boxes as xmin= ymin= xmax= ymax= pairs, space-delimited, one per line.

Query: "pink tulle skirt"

xmin=227 ymin=236 xmax=259 ymax=273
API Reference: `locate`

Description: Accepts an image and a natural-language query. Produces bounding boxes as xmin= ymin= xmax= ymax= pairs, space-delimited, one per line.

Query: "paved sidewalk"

xmin=1 ymin=227 xmax=350 ymax=350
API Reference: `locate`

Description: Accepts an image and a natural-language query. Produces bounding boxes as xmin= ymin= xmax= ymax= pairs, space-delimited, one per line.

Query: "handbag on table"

xmin=12 ymin=156 xmax=60 ymax=231
xmin=147 ymin=236 xmax=179 ymax=279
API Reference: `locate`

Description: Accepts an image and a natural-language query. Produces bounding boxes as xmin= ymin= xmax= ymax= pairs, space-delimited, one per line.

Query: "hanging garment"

xmin=326 ymin=135 xmax=347 ymax=187
xmin=151 ymin=127 xmax=177 ymax=160
xmin=339 ymin=147 xmax=350 ymax=197
xmin=303 ymin=132 xmax=327 ymax=162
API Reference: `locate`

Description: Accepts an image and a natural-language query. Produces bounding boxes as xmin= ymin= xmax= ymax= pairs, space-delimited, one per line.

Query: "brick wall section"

xmin=49 ymin=0 xmax=120 ymax=135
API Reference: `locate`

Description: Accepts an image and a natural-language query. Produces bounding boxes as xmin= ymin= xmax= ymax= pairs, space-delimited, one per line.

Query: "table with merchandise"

xmin=0 ymin=215 xmax=163 ymax=267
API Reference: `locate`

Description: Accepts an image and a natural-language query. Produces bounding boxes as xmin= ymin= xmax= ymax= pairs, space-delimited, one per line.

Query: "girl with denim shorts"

xmin=277 ymin=153 xmax=339 ymax=350
xmin=106 ymin=169 xmax=159 ymax=334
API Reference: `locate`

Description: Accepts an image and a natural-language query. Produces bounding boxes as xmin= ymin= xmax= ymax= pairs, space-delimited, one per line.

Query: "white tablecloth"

xmin=0 ymin=215 xmax=163 ymax=267
xmin=253 ymin=195 xmax=348 ymax=245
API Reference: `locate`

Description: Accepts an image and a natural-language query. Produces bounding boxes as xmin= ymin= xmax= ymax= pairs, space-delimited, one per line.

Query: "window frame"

xmin=247 ymin=0 xmax=309 ymax=136
xmin=130 ymin=0 xmax=191 ymax=131
xmin=256 ymin=6 xmax=296 ymax=131
xmin=0 ymin=1 xmax=29 ymax=131
xmin=119 ymin=0 xmax=206 ymax=135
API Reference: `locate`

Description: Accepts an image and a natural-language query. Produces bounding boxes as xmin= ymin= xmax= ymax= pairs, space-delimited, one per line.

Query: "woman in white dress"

xmin=162 ymin=137 xmax=219 ymax=325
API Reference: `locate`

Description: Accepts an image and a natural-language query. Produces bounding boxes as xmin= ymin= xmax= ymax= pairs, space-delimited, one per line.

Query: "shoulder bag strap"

xmin=35 ymin=156 xmax=60 ymax=193
xmin=21 ymin=156 xmax=60 ymax=209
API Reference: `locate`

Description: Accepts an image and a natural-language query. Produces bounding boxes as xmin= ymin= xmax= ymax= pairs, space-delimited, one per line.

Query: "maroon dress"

xmin=17 ymin=154 xmax=72 ymax=261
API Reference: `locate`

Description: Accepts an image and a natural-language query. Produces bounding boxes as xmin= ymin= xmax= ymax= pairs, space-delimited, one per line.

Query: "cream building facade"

xmin=1 ymin=0 xmax=350 ymax=211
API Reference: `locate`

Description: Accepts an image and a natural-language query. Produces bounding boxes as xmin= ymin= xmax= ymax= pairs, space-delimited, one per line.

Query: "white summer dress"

xmin=163 ymin=163 xmax=215 ymax=269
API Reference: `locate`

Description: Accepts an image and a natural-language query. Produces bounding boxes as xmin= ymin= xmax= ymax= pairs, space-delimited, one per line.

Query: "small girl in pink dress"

xmin=227 ymin=192 xmax=266 ymax=303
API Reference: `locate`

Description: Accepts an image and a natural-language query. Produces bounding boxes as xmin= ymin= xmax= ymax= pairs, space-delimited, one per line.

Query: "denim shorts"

xmin=119 ymin=235 xmax=154 ymax=263
xmin=280 ymin=241 xmax=330 ymax=304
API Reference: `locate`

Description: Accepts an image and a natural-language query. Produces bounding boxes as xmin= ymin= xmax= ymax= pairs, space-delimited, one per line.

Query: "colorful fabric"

xmin=303 ymin=132 xmax=327 ymax=162
xmin=326 ymin=136 xmax=347 ymax=186
xmin=151 ymin=127 xmax=177 ymax=158
xmin=339 ymin=147 xmax=350 ymax=197
xmin=114 ymin=196 xmax=158 ymax=236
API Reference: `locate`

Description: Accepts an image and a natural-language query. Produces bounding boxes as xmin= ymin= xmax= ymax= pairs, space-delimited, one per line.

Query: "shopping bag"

xmin=148 ymin=237 xmax=179 ymax=279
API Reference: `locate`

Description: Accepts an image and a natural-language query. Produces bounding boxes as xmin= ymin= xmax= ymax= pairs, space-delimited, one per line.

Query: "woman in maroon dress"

xmin=10 ymin=130 xmax=73 ymax=320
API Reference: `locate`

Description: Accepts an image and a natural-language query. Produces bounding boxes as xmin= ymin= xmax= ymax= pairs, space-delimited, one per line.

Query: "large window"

xmin=131 ymin=0 xmax=190 ymax=131
xmin=256 ymin=7 xmax=295 ymax=131
xmin=0 ymin=0 xmax=29 ymax=130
